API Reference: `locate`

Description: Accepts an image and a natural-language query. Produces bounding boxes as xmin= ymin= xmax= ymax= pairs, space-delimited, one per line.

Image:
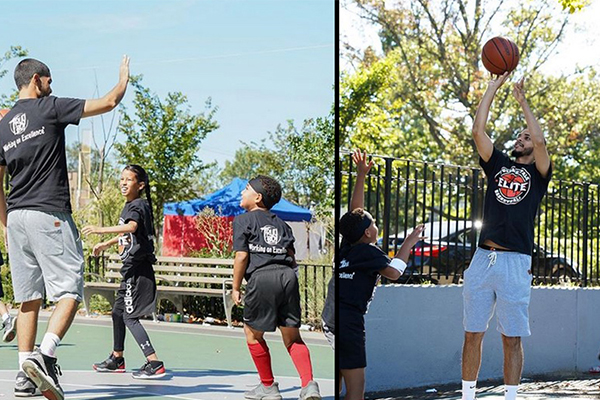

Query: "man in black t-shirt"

xmin=461 ymin=73 xmax=552 ymax=400
xmin=0 ymin=56 xmax=130 ymax=400
xmin=232 ymin=175 xmax=321 ymax=400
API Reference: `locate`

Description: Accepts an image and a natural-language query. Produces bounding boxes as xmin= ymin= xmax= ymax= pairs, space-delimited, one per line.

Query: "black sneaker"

xmin=131 ymin=360 xmax=166 ymax=379
xmin=22 ymin=349 xmax=63 ymax=400
xmin=93 ymin=353 xmax=125 ymax=373
xmin=14 ymin=371 xmax=40 ymax=397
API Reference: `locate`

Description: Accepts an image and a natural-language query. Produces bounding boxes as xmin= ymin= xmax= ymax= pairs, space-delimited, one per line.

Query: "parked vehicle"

xmin=378 ymin=221 xmax=579 ymax=285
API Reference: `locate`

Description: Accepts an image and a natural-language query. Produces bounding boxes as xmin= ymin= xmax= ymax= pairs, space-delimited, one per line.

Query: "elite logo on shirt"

xmin=261 ymin=225 xmax=281 ymax=245
xmin=9 ymin=113 xmax=28 ymax=135
xmin=494 ymin=166 xmax=531 ymax=205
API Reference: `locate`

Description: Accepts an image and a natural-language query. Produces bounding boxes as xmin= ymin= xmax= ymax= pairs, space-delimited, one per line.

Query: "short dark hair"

xmin=254 ymin=175 xmax=282 ymax=209
xmin=339 ymin=208 xmax=370 ymax=243
xmin=14 ymin=58 xmax=51 ymax=90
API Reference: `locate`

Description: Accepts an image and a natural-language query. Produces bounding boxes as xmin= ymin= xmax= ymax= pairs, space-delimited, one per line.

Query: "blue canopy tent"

xmin=162 ymin=178 xmax=312 ymax=256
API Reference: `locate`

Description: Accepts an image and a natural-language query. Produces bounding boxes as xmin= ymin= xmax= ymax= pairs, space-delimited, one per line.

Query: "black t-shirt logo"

xmin=494 ymin=166 xmax=531 ymax=205
xmin=9 ymin=113 xmax=28 ymax=135
xmin=260 ymin=225 xmax=281 ymax=245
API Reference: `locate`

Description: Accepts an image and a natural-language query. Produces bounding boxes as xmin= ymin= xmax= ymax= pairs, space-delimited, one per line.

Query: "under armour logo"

xmin=140 ymin=341 xmax=151 ymax=350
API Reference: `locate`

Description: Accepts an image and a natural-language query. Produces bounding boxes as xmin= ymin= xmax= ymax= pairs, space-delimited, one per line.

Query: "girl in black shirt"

xmin=82 ymin=165 xmax=164 ymax=379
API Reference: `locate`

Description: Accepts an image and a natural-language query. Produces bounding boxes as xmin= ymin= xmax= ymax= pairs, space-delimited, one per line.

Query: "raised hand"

xmin=119 ymin=55 xmax=130 ymax=84
xmin=487 ymin=71 xmax=511 ymax=92
xmin=512 ymin=76 xmax=526 ymax=105
xmin=352 ymin=149 xmax=374 ymax=177
xmin=403 ymin=224 xmax=427 ymax=249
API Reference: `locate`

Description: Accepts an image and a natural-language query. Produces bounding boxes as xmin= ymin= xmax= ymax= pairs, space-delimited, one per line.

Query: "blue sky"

xmin=0 ymin=0 xmax=334 ymax=166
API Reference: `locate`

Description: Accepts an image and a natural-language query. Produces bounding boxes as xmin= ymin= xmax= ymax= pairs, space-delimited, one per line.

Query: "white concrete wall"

xmin=364 ymin=285 xmax=600 ymax=393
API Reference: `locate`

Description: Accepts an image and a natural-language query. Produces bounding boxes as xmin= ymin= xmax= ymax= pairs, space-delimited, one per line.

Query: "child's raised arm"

xmin=350 ymin=149 xmax=374 ymax=211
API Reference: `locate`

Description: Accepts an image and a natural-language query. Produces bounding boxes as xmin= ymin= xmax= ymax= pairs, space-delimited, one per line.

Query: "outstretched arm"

xmin=350 ymin=149 xmax=374 ymax=211
xmin=472 ymin=72 xmax=511 ymax=162
xmin=513 ymin=77 xmax=551 ymax=178
xmin=82 ymin=55 xmax=130 ymax=118
xmin=82 ymin=221 xmax=137 ymax=236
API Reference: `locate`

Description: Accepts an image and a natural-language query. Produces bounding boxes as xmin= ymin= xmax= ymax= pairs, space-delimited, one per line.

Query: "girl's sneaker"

xmin=93 ymin=353 xmax=125 ymax=373
xmin=131 ymin=360 xmax=166 ymax=379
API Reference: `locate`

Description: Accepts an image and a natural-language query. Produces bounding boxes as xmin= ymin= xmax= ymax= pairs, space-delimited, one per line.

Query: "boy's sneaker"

xmin=244 ymin=381 xmax=283 ymax=400
xmin=93 ymin=353 xmax=125 ymax=372
xmin=2 ymin=314 xmax=17 ymax=342
xmin=14 ymin=371 xmax=40 ymax=397
xmin=299 ymin=380 xmax=321 ymax=400
xmin=131 ymin=360 xmax=166 ymax=379
xmin=22 ymin=349 xmax=63 ymax=400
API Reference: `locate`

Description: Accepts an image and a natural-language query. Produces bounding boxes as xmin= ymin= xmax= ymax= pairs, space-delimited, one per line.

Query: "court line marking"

xmin=0 ymin=370 xmax=335 ymax=382
xmin=67 ymin=321 xmax=333 ymax=347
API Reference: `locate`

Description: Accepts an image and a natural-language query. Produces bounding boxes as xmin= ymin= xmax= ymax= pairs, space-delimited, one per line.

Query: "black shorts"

xmin=115 ymin=269 xmax=157 ymax=320
xmin=339 ymin=308 xmax=366 ymax=370
xmin=244 ymin=265 xmax=301 ymax=332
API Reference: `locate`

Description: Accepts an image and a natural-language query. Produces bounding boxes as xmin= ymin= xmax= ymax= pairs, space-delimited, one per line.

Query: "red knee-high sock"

xmin=248 ymin=341 xmax=274 ymax=386
xmin=287 ymin=341 xmax=313 ymax=387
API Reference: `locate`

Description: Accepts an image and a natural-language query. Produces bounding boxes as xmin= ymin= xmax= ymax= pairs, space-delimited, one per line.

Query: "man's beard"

xmin=511 ymin=147 xmax=533 ymax=158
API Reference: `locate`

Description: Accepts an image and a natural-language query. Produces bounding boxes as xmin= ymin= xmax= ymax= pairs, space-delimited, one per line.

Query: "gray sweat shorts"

xmin=463 ymin=247 xmax=532 ymax=337
xmin=8 ymin=210 xmax=84 ymax=303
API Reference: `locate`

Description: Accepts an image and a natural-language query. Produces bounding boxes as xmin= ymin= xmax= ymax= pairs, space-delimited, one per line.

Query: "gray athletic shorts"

xmin=8 ymin=210 xmax=84 ymax=303
xmin=463 ymin=247 xmax=532 ymax=337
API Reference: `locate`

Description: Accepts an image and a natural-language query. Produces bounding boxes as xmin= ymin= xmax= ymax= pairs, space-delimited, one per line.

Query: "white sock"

xmin=1 ymin=313 xmax=9 ymax=322
xmin=18 ymin=352 xmax=32 ymax=372
xmin=462 ymin=380 xmax=477 ymax=400
xmin=40 ymin=332 xmax=61 ymax=357
xmin=505 ymin=385 xmax=518 ymax=400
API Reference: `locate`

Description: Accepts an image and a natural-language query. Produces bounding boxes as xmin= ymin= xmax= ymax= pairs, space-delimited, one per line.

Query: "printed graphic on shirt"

xmin=339 ymin=259 xmax=355 ymax=279
xmin=9 ymin=113 xmax=28 ymax=135
xmin=494 ymin=166 xmax=531 ymax=205
xmin=118 ymin=217 xmax=134 ymax=261
xmin=3 ymin=113 xmax=47 ymax=153
xmin=261 ymin=225 xmax=281 ymax=245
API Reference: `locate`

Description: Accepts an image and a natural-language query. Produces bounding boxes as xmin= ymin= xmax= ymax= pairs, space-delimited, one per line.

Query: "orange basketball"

xmin=482 ymin=37 xmax=519 ymax=75
xmin=0 ymin=109 xmax=9 ymax=120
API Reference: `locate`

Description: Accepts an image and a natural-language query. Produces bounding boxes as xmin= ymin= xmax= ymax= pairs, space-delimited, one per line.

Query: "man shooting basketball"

xmin=461 ymin=72 xmax=552 ymax=400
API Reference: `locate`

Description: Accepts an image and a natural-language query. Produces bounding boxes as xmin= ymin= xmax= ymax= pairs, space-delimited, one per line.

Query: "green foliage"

xmin=74 ymin=183 xmax=124 ymax=257
xmin=0 ymin=46 xmax=28 ymax=107
xmin=342 ymin=0 xmax=575 ymax=167
xmin=116 ymin=76 xmax=219 ymax=233
xmin=221 ymin=114 xmax=334 ymax=216
xmin=557 ymin=0 xmax=590 ymax=13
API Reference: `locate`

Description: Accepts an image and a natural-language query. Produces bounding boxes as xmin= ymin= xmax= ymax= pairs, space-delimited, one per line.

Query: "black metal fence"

xmin=339 ymin=152 xmax=600 ymax=287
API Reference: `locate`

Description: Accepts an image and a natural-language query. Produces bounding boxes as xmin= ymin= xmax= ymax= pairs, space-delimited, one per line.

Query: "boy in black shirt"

xmin=339 ymin=150 xmax=425 ymax=400
xmin=0 ymin=56 xmax=130 ymax=400
xmin=232 ymin=175 xmax=321 ymax=400
xmin=461 ymin=73 xmax=551 ymax=400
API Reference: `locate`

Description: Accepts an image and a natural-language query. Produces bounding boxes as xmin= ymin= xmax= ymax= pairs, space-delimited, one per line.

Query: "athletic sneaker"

xmin=131 ymin=360 xmax=166 ymax=379
xmin=93 ymin=353 xmax=125 ymax=372
xmin=299 ymin=380 xmax=321 ymax=400
xmin=14 ymin=371 xmax=40 ymax=397
xmin=22 ymin=349 xmax=63 ymax=400
xmin=2 ymin=314 xmax=17 ymax=342
xmin=244 ymin=382 xmax=283 ymax=400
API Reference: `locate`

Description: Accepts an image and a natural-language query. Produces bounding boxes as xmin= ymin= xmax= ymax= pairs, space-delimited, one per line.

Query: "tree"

xmin=557 ymin=0 xmax=590 ymax=13
xmin=0 ymin=46 xmax=28 ymax=107
xmin=221 ymin=113 xmax=335 ymax=215
xmin=116 ymin=76 xmax=219 ymax=235
xmin=341 ymin=0 xmax=575 ymax=166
